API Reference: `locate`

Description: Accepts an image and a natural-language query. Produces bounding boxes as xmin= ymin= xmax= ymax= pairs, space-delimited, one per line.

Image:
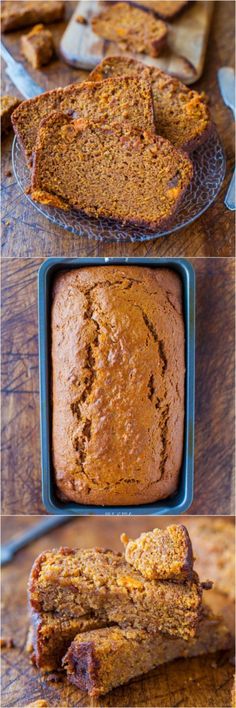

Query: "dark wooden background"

xmin=1 ymin=257 xmax=235 ymax=515
xmin=1 ymin=1 xmax=235 ymax=258
xmin=1 ymin=515 xmax=235 ymax=708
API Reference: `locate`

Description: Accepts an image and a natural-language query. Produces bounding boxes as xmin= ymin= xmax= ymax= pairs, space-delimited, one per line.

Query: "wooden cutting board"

xmin=60 ymin=0 xmax=214 ymax=84
xmin=1 ymin=516 xmax=235 ymax=707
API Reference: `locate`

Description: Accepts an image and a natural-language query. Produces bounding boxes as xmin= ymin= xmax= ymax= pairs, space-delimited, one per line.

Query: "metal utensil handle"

xmin=224 ymin=168 xmax=236 ymax=210
xmin=2 ymin=516 xmax=70 ymax=556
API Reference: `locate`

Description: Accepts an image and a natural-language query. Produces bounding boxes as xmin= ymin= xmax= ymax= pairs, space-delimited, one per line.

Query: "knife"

xmin=1 ymin=516 xmax=71 ymax=566
xmin=218 ymin=67 xmax=236 ymax=211
xmin=0 ymin=40 xmax=44 ymax=99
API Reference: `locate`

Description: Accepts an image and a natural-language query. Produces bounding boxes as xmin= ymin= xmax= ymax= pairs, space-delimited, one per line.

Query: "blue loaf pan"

xmin=38 ymin=257 xmax=195 ymax=516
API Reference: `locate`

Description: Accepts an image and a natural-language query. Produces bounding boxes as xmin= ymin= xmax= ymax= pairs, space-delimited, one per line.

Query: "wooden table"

xmin=1 ymin=515 xmax=235 ymax=708
xmin=1 ymin=257 xmax=234 ymax=515
xmin=1 ymin=1 xmax=235 ymax=258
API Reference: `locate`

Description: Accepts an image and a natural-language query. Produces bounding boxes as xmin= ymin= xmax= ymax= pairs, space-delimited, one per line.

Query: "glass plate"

xmin=12 ymin=128 xmax=226 ymax=243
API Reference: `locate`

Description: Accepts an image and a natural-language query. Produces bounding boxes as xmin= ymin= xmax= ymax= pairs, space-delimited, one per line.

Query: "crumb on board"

xmin=76 ymin=14 xmax=87 ymax=24
xmin=0 ymin=637 xmax=15 ymax=649
xmin=5 ymin=168 xmax=12 ymax=177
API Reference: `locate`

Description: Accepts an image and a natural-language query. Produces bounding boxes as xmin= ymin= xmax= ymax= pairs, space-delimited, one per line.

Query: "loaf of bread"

xmin=12 ymin=73 xmax=155 ymax=165
xmin=89 ymin=56 xmax=212 ymax=152
xmin=51 ymin=266 xmax=185 ymax=505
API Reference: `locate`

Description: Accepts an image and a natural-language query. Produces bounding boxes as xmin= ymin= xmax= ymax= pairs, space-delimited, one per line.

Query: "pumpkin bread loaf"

xmin=133 ymin=1 xmax=190 ymax=20
xmin=89 ymin=56 xmax=212 ymax=151
xmin=49 ymin=266 xmax=185 ymax=505
xmin=91 ymin=2 xmax=168 ymax=57
xmin=63 ymin=608 xmax=232 ymax=696
xmin=1 ymin=0 xmax=65 ymax=32
xmin=12 ymin=73 xmax=155 ymax=165
xmin=121 ymin=524 xmax=194 ymax=581
xmin=21 ymin=24 xmax=54 ymax=69
xmin=30 ymin=113 xmax=193 ymax=228
xmin=30 ymin=611 xmax=109 ymax=672
xmin=28 ymin=547 xmax=203 ymax=640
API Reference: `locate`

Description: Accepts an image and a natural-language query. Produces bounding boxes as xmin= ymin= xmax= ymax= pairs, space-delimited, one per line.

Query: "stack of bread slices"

xmin=27 ymin=524 xmax=231 ymax=697
xmin=12 ymin=56 xmax=212 ymax=232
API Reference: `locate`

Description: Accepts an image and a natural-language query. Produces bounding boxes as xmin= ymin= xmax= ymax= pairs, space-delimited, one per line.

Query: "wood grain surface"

xmin=1 ymin=515 xmax=235 ymax=708
xmin=1 ymin=257 xmax=235 ymax=515
xmin=1 ymin=1 xmax=235 ymax=258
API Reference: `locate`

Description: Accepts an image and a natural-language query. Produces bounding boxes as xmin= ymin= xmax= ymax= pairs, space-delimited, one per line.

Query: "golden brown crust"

xmin=1 ymin=1 xmax=65 ymax=32
xmin=49 ymin=265 xmax=185 ymax=505
xmin=89 ymin=56 xmax=212 ymax=152
xmin=91 ymin=2 xmax=168 ymax=57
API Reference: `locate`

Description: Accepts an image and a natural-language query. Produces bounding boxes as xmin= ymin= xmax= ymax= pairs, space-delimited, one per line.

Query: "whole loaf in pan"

xmin=51 ymin=266 xmax=185 ymax=505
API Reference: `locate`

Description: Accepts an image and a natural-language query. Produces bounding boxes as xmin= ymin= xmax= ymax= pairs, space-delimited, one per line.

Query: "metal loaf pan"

xmin=38 ymin=257 xmax=195 ymax=515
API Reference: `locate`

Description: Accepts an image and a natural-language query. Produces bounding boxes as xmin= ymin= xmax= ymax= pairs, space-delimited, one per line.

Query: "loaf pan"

xmin=38 ymin=257 xmax=195 ymax=515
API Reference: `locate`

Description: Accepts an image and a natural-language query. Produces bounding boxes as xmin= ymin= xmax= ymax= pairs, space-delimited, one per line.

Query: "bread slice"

xmin=91 ymin=2 xmax=168 ymax=57
xmin=12 ymin=74 xmax=155 ymax=166
xmin=1 ymin=0 xmax=65 ymax=33
xmin=30 ymin=112 xmax=193 ymax=230
xmin=63 ymin=608 xmax=232 ymax=697
xmin=132 ymin=1 xmax=190 ymax=20
xmin=89 ymin=56 xmax=212 ymax=152
xmin=121 ymin=525 xmax=194 ymax=581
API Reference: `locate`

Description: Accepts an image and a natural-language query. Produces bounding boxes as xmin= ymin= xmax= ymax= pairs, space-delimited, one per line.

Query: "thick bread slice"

xmin=1 ymin=0 xmax=65 ymax=32
xmin=63 ymin=608 xmax=232 ymax=696
xmin=31 ymin=112 xmax=193 ymax=231
xmin=91 ymin=2 xmax=168 ymax=57
xmin=89 ymin=56 xmax=212 ymax=152
xmin=11 ymin=74 xmax=155 ymax=166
